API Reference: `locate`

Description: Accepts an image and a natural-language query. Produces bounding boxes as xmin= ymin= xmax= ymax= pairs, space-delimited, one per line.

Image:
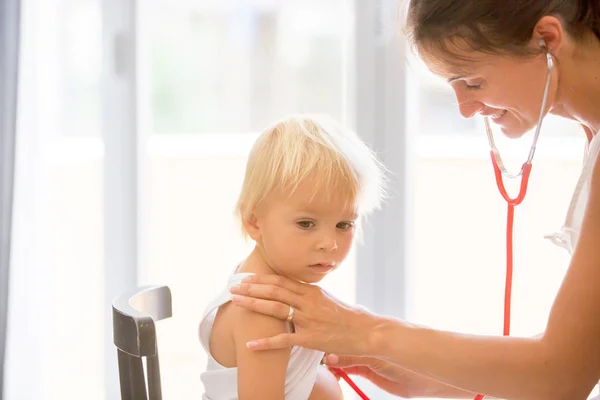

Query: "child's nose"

xmin=317 ymin=236 xmax=338 ymax=252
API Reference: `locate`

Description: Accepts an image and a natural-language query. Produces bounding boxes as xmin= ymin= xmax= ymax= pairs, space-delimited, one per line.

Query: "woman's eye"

xmin=465 ymin=82 xmax=481 ymax=90
xmin=337 ymin=221 xmax=355 ymax=230
xmin=297 ymin=221 xmax=315 ymax=229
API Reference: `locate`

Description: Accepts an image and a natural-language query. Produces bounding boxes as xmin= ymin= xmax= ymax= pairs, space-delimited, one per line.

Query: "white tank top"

xmin=198 ymin=272 xmax=324 ymax=400
xmin=544 ymin=131 xmax=600 ymax=399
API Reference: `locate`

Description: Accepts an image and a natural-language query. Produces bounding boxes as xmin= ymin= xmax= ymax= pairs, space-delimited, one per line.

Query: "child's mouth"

xmin=309 ymin=263 xmax=334 ymax=272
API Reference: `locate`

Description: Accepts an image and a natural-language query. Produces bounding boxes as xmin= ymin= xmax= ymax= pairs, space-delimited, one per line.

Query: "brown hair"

xmin=405 ymin=0 xmax=600 ymax=59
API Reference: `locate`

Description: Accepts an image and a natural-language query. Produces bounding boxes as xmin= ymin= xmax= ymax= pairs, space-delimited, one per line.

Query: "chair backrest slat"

xmin=112 ymin=285 xmax=172 ymax=400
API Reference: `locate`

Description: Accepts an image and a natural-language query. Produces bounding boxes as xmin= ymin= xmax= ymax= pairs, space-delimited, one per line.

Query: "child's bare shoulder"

xmin=212 ymin=294 xmax=290 ymax=343
xmin=227 ymin=272 xmax=292 ymax=338
xmin=230 ymin=301 xmax=291 ymax=340
xmin=208 ymin=296 xmax=291 ymax=368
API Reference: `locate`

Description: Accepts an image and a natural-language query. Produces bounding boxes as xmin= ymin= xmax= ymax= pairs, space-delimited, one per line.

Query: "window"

xmin=146 ymin=1 xmax=350 ymax=134
xmin=60 ymin=0 xmax=102 ymax=137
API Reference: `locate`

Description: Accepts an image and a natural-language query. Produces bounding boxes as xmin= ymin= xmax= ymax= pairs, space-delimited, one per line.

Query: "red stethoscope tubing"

xmin=330 ymin=367 xmax=371 ymax=399
xmin=473 ymin=152 xmax=533 ymax=400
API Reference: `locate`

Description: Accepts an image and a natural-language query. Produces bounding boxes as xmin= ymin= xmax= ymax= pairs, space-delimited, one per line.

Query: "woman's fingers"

xmin=325 ymin=354 xmax=378 ymax=368
xmin=245 ymin=332 xmax=300 ymax=351
xmin=231 ymin=294 xmax=296 ymax=320
xmin=236 ymin=274 xmax=309 ymax=295
xmin=333 ymin=365 xmax=372 ymax=379
xmin=231 ymin=282 xmax=303 ymax=310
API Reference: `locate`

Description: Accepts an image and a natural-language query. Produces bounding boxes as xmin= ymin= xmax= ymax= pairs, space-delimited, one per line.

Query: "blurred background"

xmin=1 ymin=0 xmax=587 ymax=399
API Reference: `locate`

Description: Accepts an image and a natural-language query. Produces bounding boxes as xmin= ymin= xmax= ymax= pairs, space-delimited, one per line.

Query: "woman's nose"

xmin=457 ymin=100 xmax=484 ymax=119
xmin=454 ymin=89 xmax=484 ymax=119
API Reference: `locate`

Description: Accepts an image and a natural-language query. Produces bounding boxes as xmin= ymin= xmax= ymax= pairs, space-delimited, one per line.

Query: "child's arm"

xmin=233 ymin=305 xmax=291 ymax=400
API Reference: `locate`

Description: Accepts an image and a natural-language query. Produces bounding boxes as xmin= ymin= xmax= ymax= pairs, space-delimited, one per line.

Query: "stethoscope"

xmin=333 ymin=41 xmax=555 ymax=400
xmin=473 ymin=41 xmax=554 ymax=400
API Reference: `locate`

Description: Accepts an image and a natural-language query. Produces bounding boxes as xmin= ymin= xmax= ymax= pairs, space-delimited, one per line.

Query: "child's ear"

xmin=242 ymin=212 xmax=261 ymax=241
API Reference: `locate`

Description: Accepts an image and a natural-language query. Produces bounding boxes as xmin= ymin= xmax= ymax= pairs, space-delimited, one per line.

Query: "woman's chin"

xmin=490 ymin=111 xmax=534 ymax=139
xmin=499 ymin=126 xmax=527 ymax=139
xmin=497 ymin=120 xmax=532 ymax=139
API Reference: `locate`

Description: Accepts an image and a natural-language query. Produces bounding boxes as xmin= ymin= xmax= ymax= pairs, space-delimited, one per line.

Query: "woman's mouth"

xmin=491 ymin=109 xmax=507 ymax=120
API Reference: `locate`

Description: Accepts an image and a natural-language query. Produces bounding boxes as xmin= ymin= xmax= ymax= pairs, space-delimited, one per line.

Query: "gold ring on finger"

xmin=286 ymin=305 xmax=294 ymax=323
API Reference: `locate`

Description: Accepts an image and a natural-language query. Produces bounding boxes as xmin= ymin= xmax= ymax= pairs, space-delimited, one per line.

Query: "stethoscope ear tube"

xmin=484 ymin=51 xmax=554 ymax=179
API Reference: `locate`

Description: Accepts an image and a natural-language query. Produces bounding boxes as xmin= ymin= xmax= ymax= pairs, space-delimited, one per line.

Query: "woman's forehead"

xmin=417 ymin=41 xmax=490 ymax=79
xmin=420 ymin=53 xmax=477 ymax=80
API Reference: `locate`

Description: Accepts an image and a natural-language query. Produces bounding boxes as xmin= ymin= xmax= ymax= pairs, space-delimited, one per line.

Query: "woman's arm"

xmin=233 ymin=305 xmax=291 ymax=400
xmin=372 ymin=322 xmax=553 ymax=399
xmin=327 ymin=354 xmax=480 ymax=398
xmin=368 ymin=155 xmax=600 ymax=399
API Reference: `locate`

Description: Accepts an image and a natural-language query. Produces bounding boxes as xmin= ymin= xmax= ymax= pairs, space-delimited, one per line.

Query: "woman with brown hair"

xmin=229 ymin=1 xmax=600 ymax=398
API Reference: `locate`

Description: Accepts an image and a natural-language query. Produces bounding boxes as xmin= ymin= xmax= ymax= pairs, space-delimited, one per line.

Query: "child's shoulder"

xmin=206 ymin=272 xmax=291 ymax=365
xmin=204 ymin=271 xmax=293 ymax=369
xmin=226 ymin=272 xmax=292 ymax=337
xmin=230 ymin=286 xmax=290 ymax=335
xmin=215 ymin=272 xmax=291 ymax=334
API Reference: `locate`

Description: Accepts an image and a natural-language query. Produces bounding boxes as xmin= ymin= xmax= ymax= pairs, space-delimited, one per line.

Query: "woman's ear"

xmin=242 ymin=212 xmax=261 ymax=242
xmin=531 ymin=15 xmax=564 ymax=55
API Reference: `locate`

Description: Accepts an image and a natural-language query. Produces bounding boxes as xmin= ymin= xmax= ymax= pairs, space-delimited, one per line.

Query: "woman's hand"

xmin=326 ymin=355 xmax=475 ymax=399
xmin=229 ymin=274 xmax=381 ymax=355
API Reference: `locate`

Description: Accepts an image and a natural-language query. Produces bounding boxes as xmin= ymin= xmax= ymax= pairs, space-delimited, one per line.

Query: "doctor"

xmin=230 ymin=1 xmax=600 ymax=398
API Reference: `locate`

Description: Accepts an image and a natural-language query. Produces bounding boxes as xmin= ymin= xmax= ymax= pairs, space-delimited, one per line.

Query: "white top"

xmin=544 ymin=131 xmax=600 ymax=399
xmin=545 ymin=131 xmax=600 ymax=252
xmin=198 ymin=272 xmax=324 ymax=400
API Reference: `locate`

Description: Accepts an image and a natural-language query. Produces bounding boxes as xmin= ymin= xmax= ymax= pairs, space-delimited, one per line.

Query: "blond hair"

xmin=235 ymin=114 xmax=386 ymax=239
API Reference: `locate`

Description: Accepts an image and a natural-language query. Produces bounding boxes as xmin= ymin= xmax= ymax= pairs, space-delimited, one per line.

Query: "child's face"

xmin=251 ymin=179 xmax=357 ymax=284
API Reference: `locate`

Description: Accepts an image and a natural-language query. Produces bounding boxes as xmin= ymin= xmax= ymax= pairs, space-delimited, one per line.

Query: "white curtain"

xmin=5 ymin=0 xmax=106 ymax=398
xmin=0 ymin=0 xmax=20 ymax=398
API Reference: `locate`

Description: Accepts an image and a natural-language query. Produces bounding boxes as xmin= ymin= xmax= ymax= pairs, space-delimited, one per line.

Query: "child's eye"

xmin=297 ymin=221 xmax=315 ymax=229
xmin=336 ymin=221 xmax=355 ymax=230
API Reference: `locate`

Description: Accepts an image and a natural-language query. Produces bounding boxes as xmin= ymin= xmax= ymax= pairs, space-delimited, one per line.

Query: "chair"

xmin=112 ymin=285 xmax=172 ymax=400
